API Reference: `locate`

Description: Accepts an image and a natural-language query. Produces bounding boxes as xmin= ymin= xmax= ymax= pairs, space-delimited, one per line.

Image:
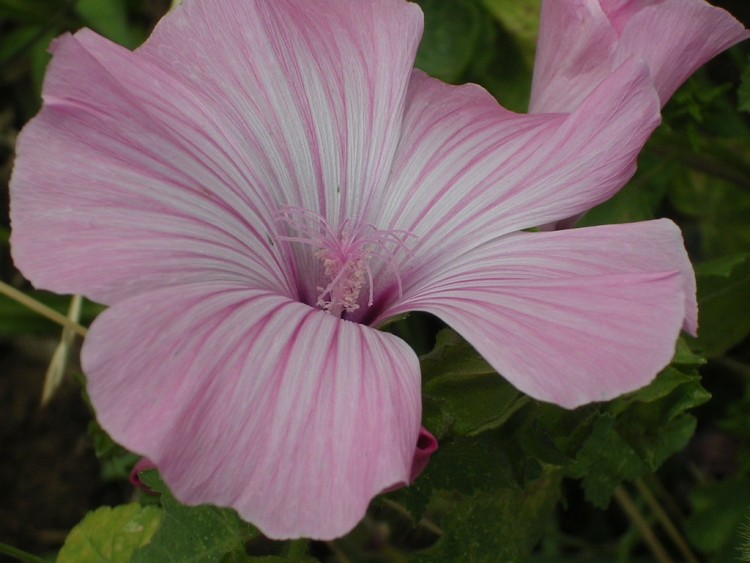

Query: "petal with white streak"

xmin=82 ymin=285 xmax=422 ymax=540
xmin=11 ymin=0 xmax=423 ymax=304
xmin=388 ymin=220 xmax=693 ymax=408
xmin=530 ymin=0 xmax=748 ymax=113
xmin=371 ymin=62 xmax=659 ymax=280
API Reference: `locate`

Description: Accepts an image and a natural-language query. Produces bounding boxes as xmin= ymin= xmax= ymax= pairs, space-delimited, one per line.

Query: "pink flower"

xmin=531 ymin=0 xmax=749 ymax=230
xmin=531 ymin=0 xmax=749 ymax=114
xmin=8 ymin=0 xmax=741 ymax=540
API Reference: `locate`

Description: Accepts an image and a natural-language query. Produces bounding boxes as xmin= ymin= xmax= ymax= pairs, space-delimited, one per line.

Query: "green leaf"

xmin=420 ymin=329 xmax=495 ymax=383
xmin=58 ymin=504 xmax=162 ymax=563
xmin=609 ymin=368 xmax=706 ymax=415
xmin=419 ymin=329 xmax=526 ymax=437
xmin=577 ymin=177 xmax=663 ymax=227
xmin=132 ymin=471 xmax=260 ymax=563
xmin=612 ymin=367 xmax=708 ymax=469
xmin=514 ymin=402 xmax=599 ymax=463
xmin=88 ymin=420 xmax=140 ymax=481
xmin=614 ymin=370 xmax=708 ymax=473
xmin=666 ymin=148 xmax=750 ymax=257
xmin=672 ymin=336 xmax=706 ymax=367
xmin=414 ymin=0 xmax=482 ymax=83
xmin=568 ymin=362 xmax=708 ymax=508
xmin=0 ymin=26 xmax=41 ymax=64
xmin=686 ymin=475 xmax=750 ymax=555
xmin=413 ymin=471 xmax=561 ymax=562
xmin=693 ymin=253 xmax=750 ymax=356
xmin=696 ymin=252 xmax=750 ymax=277
xmin=463 ymin=5 xmax=532 ymax=112
xmin=480 ymin=0 xmax=540 ymax=66
xmin=391 ymin=432 xmax=522 ymax=519
xmin=424 ymin=372 xmax=524 ymax=437
xmin=567 ymin=415 xmax=648 ymax=508
xmin=75 ymin=0 xmax=138 ymax=48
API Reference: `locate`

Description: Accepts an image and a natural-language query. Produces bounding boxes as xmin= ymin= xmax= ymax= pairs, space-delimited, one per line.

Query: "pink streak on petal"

xmin=82 ymin=285 xmax=421 ymax=540
xmin=140 ymin=0 xmax=423 ymax=225
xmin=10 ymin=32 xmax=289 ymax=304
xmin=530 ymin=0 xmax=748 ymax=113
xmin=599 ymin=0 xmax=664 ymax=34
xmin=530 ymin=0 xmax=618 ymax=114
xmin=373 ymin=62 xmax=660 ymax=289
xmin=609 ymin=0 xmax=750 ymax=104
xmin=388 ymin=220 xmax=693 ymax=408
xmin=11 ymin=0 xmax=424 ymax=305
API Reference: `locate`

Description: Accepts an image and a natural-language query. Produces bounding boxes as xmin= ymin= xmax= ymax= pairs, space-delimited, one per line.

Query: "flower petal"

xmin=371 ymin=62 xmax=659 ymax=279
xmin=10 ymin=32 xmax=286 ymax=303
xmin=10 ymin=0 xmax=423 ymax=304
xmin=609 ymin=0 xmax=749 ymax=104
xmin=139 ymin=0 xmax=423 ymax=219
xmin=387 ymin=220 xmax=693 ymax=408
xmin=529 ymin=0 xmax=617 ymax=114
xmin=82 ymin=284 xmax=421 ymax=540
xmin=530 ymin=0 xmax=748 ymax=113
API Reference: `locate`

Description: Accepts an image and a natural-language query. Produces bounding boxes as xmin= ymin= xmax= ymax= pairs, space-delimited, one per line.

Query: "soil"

xmin=0 ymin=338 xmax=129 ymax=560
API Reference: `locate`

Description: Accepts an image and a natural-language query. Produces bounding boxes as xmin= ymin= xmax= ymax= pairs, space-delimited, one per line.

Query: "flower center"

xmin=276 ymin=206 xmax=414 ymax=318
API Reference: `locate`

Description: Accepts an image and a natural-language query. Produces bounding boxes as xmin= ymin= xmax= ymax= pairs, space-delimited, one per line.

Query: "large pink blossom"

xmin=8 ymin=0 xmax=743 ymax=540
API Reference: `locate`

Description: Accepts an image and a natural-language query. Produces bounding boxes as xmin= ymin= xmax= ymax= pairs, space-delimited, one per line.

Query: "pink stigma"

xmin=276 ymin=206 xmax=415 ymax=318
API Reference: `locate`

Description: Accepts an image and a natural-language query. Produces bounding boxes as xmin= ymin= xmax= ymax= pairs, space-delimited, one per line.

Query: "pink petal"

xmin=381 ymin=426 xmax=438 ymax=494
xmin=530 ymin=0 xmax=618 ymax=114
xmin=371 ymin=63 xmax=659 ymax=274
xmin=609 ymin=0 xmax=749 ymax=104
xmin=530 ymin=0 xmax=748 ymax=113
xmin=387 ymin=220 xmax=694 ymax=409
xmin=409 ymin=426 xmax=439 ymax=482
xmin=10 ymin=0 xmax=423 ymax=304
xmin=10 ymin=32 xmax=286 ymax=304
xmin=139 ymin=0 xmax=423 ymax=220
xmin=82 ymin=284 xmax=421 ymax=540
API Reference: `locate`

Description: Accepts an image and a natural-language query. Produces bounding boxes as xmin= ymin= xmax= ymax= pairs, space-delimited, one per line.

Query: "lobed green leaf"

xmin=57 ymin=504 xmax=162 ymax=563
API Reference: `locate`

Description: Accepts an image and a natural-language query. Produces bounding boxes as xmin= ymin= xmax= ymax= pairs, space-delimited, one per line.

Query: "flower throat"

xmin=276 ymin=207 xmax=414 ymax=318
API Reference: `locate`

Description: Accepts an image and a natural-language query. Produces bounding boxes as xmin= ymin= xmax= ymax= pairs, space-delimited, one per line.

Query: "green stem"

xmin=614 ymin=486 xmax=672 ymax=563
xmin=381 ymin=498 xmax=443 ymax=537
xmin=635 ymin=479 xmax=699 ymax=563
xmin=0 ymin=281 xmax=88 ymax=337
xmin=714 ymin=356 xmax=750 ymax=379
xmin=0 ymin=542 xmax=46 ymax=563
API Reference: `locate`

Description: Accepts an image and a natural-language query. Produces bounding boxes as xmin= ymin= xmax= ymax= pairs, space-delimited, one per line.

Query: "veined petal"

xmin=10 ymin=32 xmax=288 ymax=304
xmin=11 ymin=0 xmax=423 ymax=304
xmin=530 ymin=0 xmax=748 ymax=113
xmin=140 ymin=0 xmax=423 ymax=221
xmin=82 ymin=284 xmax=421 ymax=540
xmin=375 ymin=62 xmax=659 ymax=273
xmin=387 ymin=220 xmax=693 ymax=408
xmin=609 ymin=0 xmax=749 ymax=104
xmin=529 ymin=0 xmax=617 ymax=114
